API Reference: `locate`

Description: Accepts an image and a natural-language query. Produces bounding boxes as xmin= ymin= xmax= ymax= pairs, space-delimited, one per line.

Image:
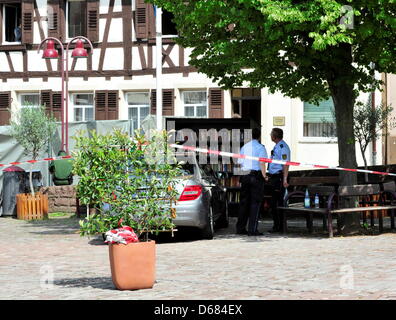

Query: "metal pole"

xmin=37 ymin=37 xmax=65 ymax=152
xmin=155 ymin=6 xmax=163 ymax=131
xmin=65 ymin=36 xmax=94 ymax=154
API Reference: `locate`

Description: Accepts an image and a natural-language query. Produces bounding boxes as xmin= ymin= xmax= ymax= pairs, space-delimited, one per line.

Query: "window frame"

xmin=19 ymin=92 xmax=40 ymax=108
xmin=125 ymin=91 xmax=150 ymax=131
xmin=72 ymin=92 xmax=94 ymax=122
xmin=65 ymin=0 xmax=87 ymax=40
xmin=2 ymin=3 xmax=22 ymax=45
xmin=302 ymin=99 xmax=337 ymax=140
xmin=182 ymin=90 xmax=208 ymax=118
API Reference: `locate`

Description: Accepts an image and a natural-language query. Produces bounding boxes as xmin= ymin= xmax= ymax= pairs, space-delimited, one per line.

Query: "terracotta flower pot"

xmin=108 ymin=240 xmax=156 ymax=290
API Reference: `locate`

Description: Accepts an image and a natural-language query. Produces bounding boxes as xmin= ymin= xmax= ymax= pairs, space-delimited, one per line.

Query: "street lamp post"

xmin=38 ymin=36 xmax=93 ymax=154
xmin=155 ymin=6 xmax=163 ymax=131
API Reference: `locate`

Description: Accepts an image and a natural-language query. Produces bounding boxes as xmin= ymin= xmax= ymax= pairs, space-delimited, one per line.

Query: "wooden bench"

xmin=288 ymin=176 xmax=339 ymax=189
xmin=278 ymin=184 xmax=396 ymax=237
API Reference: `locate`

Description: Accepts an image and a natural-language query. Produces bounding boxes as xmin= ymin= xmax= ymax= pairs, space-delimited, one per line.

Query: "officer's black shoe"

xmin=236 ymin=229 xmax=248 ymax=235
xmin=248 ymin=231 xmax=264 ymax=236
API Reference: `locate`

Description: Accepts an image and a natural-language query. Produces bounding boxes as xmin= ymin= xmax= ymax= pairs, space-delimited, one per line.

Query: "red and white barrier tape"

xmin=0 ymin=155 xmax=72 ymax=169
xmin=1 ymin=145 xmax=395 ymax=177
xmin=170 ymin=144 xmax=396 ymax=177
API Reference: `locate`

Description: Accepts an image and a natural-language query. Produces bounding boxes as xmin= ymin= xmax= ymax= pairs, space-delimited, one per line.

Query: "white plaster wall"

xmin=102 ymin=48 xmax=124 ymax=70
xmin=9 ymin=52 xmax=24 ymax=72
xmin=99 ymin=18 xmax=107 ymax=42
xmin=0 ymin=53 xmax=11 ymax=72
xmin=100 ymin=0 xmax=110 ymax=14
xmin=107 ymin=18 xmax=124 ymax=43
xmin=28 ymin=51 xmax=48 ymax=71
xmin=113 ymin=0 xmax=123 ymax=12
xmin=131 ymin=46 xmax=145 ymax=70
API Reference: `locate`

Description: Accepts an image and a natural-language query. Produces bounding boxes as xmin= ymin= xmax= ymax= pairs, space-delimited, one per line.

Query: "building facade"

xmin=0 ymin=0 xmax=387 ymax=170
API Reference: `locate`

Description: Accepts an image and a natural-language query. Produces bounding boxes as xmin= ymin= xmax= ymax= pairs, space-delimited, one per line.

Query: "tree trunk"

xmin=329 ymin=55 xmax=361 ymax=235
xmin=362 ymin=153 xmax=369 ymax=184
xmin=29 ymin=164 xmax=35 ymax=197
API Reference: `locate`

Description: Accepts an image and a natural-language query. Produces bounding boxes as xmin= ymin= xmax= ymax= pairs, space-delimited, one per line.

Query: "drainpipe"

xmin=383 ymin=73 xmax=388 ymax=166
xmin=370 ymin=63 xmax=376 ymax=166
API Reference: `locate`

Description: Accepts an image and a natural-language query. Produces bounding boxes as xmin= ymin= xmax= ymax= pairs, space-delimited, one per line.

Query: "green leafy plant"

xmin=73 ymin=129 xmax=182 ymax=240
xmin=354 ymin=100 xmax=394 ymax=182
xmin=10 ymin=105 xmax=57 ymax=196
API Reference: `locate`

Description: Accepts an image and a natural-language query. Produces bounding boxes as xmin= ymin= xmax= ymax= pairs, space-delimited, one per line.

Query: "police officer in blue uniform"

xmin=267 ymin=128 xmax=290 ymax=232
xmin=236 ymin=128 xmax=269 ymax=236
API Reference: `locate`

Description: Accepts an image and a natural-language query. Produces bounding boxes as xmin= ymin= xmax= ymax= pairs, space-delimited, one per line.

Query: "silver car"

xmin=102 ymin=155 xmax=229 ymax=240
xmin=173 ymin=156 xmax=228 ymax=239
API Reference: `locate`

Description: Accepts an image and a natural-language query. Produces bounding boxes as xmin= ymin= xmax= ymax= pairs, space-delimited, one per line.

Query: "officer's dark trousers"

xmin=268 ymin=173 xmax=284 ymax=231
xmin=236 ymin=172 xmax=265 ymax=233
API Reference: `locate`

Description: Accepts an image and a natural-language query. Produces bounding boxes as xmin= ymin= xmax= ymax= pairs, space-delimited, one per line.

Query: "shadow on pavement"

xmin=23 ymin=216 xmax=81 ymax=235
xmin=54 ymin=277 xmax=115 ymax=290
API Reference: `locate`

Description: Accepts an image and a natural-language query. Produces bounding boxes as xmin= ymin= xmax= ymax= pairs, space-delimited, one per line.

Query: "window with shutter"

xmin=0 ymin=92 xmax=11 ymax=126
xmin=95 ymin=91 xmax=118 ymax=120
xmin=209 ymin=88 xmax=224 ymax=118
xmin=107 ymin=91 xmax=119 ymax=120
xmin=135 ymin=0 xmax=148 ymax=39
xmin=95 ymin=91 xmax=107 ymax=120
xmin=162 ymin=89 xmax=174 ymax=116
xmin=40 ymin=90 xmax=62 ymax=121
xmin=48 ymin=0 xmax=60 ymax=38
xmin=2 ymin=3 xmax=22 ymax=43
xmin=150 ymin=89 xmax=174 ymax=116
xmin=21 ymin=0 xmax=33 ymax=44
xmin=303 ymin=99 xmax=336 ymax=137
xmin=150 ymin=89 xmax=156 ymax=115
xmin=86 ymin=0 xmax=99 ymax=42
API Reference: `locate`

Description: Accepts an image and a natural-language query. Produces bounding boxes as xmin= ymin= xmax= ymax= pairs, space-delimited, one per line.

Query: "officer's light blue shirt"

xmin=268 ymin=140 xmax=290 ymax=174
xmin=238 ymin=139 xmax=268 ymax=171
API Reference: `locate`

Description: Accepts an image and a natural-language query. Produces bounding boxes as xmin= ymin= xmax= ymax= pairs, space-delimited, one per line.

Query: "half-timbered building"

xmin=0 ymin=0 xmax=389 ymax=168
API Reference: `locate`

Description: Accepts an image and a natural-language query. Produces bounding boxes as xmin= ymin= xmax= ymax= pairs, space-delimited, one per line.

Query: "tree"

xmin=73 ymin=129 xmax=181 ymax=240
xmin=150 ymin=0 xmax=396 ymax=233
xmin=354 ymin=100 xmax=393 ymax=182
xmin=10 ymin=106 xmax=57 ymax=196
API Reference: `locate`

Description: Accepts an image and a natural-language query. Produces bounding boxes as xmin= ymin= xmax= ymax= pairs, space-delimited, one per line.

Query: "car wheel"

xmin=200 ymin=205 xmax=214 ymax=240
xmin=215 ymin=200 xmax=229 ymax=229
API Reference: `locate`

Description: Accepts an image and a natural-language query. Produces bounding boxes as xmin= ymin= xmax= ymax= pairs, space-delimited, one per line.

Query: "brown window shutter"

xmin=40 ymin=90 xmax=52 ymax=113
xmin=95 ymin=91 xmax=118 ymax=120
xmin=41 ymin=90 xmax=62 ymax=121
xmin=162 ymin=89 xmax=174 ymax=116
xmin=147 ymin=3 xmax=155 ymax=39
xmin=95 ymin=91 xmax=107 ymax=120
xmin=107 ymin=91 xmax=119 ymax=120
xmin=150 ymin=89 xmax=174 ymax=116
xmin=135 ymin=0 xmax=149 ymax=39
xmin=87 ymin=0 xmax=99 ymax=42
xmin=48 ymin=0 xmax=60 ymax=38
xmin=208 ymin=88 xmax=224 ymax=118
xmin=150 ymin=89 xmax=156 ymax=115
xmin=21 ymin=0 xmax=34 ymax=44
xmin=51 ymin=92 xmax=62 ymax=121
xmin=0 ymin=91 xmax=11 ymax=126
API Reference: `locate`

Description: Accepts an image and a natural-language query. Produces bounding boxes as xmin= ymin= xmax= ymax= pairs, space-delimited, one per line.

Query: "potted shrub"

xmin=10 ymin=105 xmax=57 ymax=220
xmin=73 ymin=129 xmax=181 ymax=290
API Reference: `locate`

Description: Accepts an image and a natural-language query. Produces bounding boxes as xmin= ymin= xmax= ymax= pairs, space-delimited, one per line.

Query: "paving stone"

xmin=0 ymin=216 xmax=396 ymax=299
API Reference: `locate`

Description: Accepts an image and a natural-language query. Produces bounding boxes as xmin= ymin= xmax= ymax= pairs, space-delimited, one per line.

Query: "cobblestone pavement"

xmin=0 ymin=214 xmax=396 ymax=300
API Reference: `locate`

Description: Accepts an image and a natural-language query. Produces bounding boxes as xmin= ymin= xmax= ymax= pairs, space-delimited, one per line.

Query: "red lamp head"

xmin=71 ymin=39 xmax=89 ymax=58
xmin=42 ymin=40 xmax=59 ymax=59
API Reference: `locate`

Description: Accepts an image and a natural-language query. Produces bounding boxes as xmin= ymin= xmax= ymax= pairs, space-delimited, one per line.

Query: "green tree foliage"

xmin=151 ymin=0 xmax=396 ymax=185
xmin=10 ymin=106 xmax=57 ymax=196
xmin=73 ymin=129 xmax=182 ymax=240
